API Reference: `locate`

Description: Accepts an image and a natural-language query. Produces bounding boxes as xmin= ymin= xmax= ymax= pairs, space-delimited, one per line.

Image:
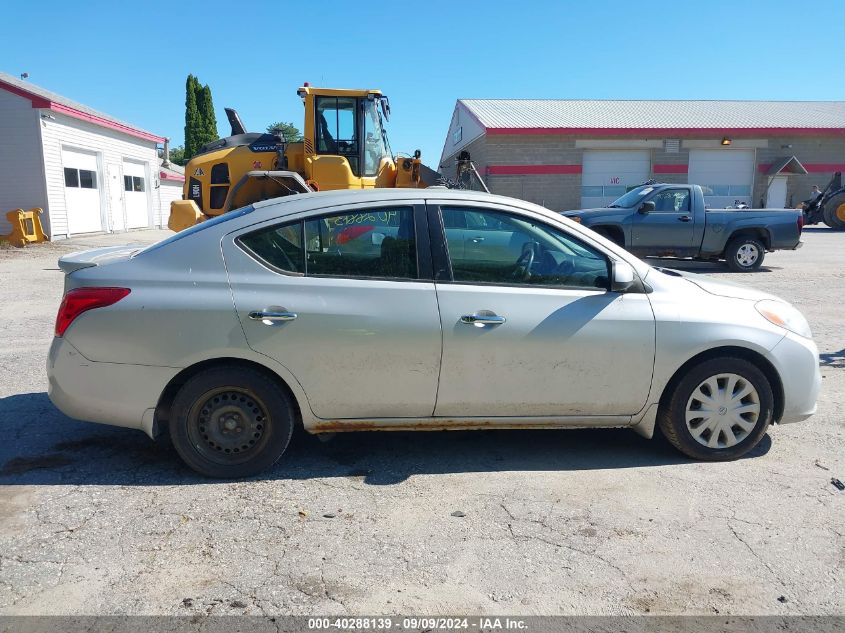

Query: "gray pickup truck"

xmin=562 ymin=183 xmax=803 ymax=271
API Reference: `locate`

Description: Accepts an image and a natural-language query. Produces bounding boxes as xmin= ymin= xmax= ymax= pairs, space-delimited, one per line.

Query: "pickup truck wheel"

xmin=822 ymin=194 xmax=845 ymax=229
xmin=725 ymin=236 xmax=765 ymax=272
xmin=657 ymin=357 xmax=774 ymax=461
xmin=169 ymin=366 xmax=295 ymax=478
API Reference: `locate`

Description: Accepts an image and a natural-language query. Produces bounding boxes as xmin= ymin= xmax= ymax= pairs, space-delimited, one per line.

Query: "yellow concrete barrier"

xmin=2 ymin=208 xmax=48 ymax=247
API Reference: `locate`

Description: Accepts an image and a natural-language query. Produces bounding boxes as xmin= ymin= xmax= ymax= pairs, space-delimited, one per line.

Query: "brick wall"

xmin=466 ymin=133 xmax=845 ymax=210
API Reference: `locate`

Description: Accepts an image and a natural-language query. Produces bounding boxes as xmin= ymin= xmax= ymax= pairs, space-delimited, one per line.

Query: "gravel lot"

xmin=0 ymin=228 xmax=842 ymax=616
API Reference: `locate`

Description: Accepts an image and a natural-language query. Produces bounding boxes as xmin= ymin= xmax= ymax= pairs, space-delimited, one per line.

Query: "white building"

xmin=0 ymin=71 xmax=179 ymax=239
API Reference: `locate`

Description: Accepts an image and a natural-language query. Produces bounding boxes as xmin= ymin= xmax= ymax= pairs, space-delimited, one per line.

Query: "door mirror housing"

xmin=638 ymin=201 xmax=655 ymax=214
xmin=611 ymin=261 xmax=636 ymax=292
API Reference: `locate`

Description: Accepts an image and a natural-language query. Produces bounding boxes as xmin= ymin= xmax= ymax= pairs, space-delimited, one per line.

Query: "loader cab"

xmin=299 ymin=86 xmax=396 ymax=189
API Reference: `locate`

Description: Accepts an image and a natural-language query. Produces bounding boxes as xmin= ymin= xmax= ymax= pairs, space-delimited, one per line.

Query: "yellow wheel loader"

xmin=169 ymin=85 xmax=487 ymax=232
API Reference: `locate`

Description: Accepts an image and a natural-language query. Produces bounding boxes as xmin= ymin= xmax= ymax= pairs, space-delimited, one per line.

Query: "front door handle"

xmin=470 ymin=236 xmax=485 ymax=243
xmin=248 ymin=310 xmax=298 ymax=324
xmin=460 ymin=312 xmax=506 ymax=326
xmin=678 ymin=215 xmax=692 ymax=222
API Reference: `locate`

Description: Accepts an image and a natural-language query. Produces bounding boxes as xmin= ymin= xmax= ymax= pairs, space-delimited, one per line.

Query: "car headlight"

xmin=755 ymin=299 xmax=812 ymax=338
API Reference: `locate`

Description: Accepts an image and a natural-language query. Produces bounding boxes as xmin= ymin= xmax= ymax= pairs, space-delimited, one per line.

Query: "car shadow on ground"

xmin=643 ymin=258 xmax=779 ymax=274
xmin=0 ymin=392 xmax=771 ymax=486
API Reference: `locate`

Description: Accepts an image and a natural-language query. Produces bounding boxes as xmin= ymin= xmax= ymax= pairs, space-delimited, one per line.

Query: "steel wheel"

xmin=186 ymin=387 xmax=272 ymax=465
xmin=685 ymin=373 xmax=760 ymax=449
xmin=735 ymin=243 xmax=759 ymax=268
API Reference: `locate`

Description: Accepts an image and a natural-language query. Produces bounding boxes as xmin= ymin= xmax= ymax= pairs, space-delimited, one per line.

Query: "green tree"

xmin=197 ymin=83 xmax=218 ymax=147
xmin=167 ymin=145 xmax=187 ymax=166
xmin=266 ymin=121 xmax=303 ymax=142
xmin=183 ymin=75 xmax=201 ymax=159
xmin=183 ymin=75 xmax=218 ymax=160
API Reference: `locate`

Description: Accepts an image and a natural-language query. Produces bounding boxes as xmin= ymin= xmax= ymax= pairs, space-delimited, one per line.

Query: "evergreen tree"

xmin=183 ymin=75 xmax=201 ymax=159
xmin=266 ymin=122 xmax=303 ymax=142
xmin=196 ymin=83 xmax=218 ymax=148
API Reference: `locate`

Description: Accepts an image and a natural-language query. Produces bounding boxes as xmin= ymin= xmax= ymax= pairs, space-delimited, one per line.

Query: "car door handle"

xmin=678 ymin=215 xmax=692 ymax=222
xmin=470 ymin=236 xmax=485 ymax=243
xmin=248 ymin=310 xmax=298 ymax=323
xmin=460 ymin=313 xmax=506 ymax=326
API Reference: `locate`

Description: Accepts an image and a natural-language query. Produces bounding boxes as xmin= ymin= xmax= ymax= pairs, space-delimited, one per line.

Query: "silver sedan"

xmin=47 ymin=189 xmax=820 ymax=477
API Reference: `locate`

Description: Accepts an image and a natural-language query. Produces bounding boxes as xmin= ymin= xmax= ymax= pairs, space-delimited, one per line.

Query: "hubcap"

xmin=187 ymin=388 xmax=270 ymax=465
xmin=685 ymin=373 xmax=760 ymax=449
xmin=736 ymin=244 xmax=759 ymax=267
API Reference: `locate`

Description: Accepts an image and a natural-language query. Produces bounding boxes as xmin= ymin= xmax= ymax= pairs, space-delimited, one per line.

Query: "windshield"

xmin=363 ymin=99 xmax=391 ymax=177
xmin=608 ymin=185 xmax=654 ymax=208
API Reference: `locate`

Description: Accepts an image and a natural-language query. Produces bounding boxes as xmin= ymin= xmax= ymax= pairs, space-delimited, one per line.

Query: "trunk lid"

xmin=57 ymin=246 xmax=139 ymax=274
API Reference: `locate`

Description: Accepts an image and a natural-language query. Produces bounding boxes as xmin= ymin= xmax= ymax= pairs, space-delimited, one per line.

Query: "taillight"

xmin=797 ymin=215 xmax=804 ymax=233
xmin=55 ymin=287 xmax=131 ymax=337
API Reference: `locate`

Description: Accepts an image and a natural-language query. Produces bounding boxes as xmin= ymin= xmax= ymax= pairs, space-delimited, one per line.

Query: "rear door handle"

xmin=248 ymin=310 xmax=298 ymax=324
xmin=678 ymin=215 xmax=692 ymax=222
xmin=460 ymin=312 xmax=506 ymax=326
xmin=470 ymin=236 xmax=485 ymax=243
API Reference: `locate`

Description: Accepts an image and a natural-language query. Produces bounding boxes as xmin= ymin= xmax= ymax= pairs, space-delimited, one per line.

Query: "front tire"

xmin=658 ymin=357 xmax=774 ymax=461
xmin=169 ymin=366 xmax=295 ymax=478
xmin=725 ymin=236 xmax=765 ymax=272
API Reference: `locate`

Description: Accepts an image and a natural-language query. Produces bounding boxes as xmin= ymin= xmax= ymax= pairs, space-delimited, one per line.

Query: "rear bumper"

xmin=47 ymin=337 xmax=179 ymax=438
xmin=768 ymin=332 xmax=820 ymax=424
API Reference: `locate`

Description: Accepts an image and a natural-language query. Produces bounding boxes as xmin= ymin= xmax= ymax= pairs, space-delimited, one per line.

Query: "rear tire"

xmin=822 ymin=194 xmax=845 ymax=230
xmin=725 ymin=236 xmax=765 ymax=272
xmin=169 ymin=366 xmax=295 ymax=478
xmin=657 ymin=357 xmax=774 ymax=461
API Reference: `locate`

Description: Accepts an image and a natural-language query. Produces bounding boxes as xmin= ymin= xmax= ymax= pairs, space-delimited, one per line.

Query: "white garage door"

xmin=63 ymin=148 xmax=103 ymax=234
xmin=581 ymin=150 xmax=650 ymax=208
xmin=688 ymin=149 xmax=754 ymax=208
xmin=123 ymin=161 xmax=150 ymax=228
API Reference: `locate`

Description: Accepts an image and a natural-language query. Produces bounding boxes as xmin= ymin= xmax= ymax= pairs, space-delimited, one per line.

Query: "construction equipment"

xmin=801 ymin=172 xmax=845 ymax=230
xmin=169 ymin=85 xmax=487 ymax=232
xmin=2 ymin=208 xmax=48 ymax=246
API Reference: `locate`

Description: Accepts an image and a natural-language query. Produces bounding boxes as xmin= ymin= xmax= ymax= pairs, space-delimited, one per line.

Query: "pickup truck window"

xmin=609 ymin=186 xmax=654 ymax=208
xmin=651 ymin=189 xmax=691 ymax=213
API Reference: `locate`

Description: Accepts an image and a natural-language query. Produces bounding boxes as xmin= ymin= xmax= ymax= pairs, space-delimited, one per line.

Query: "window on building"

xmin=124 ymin=175 xmax=145 ymax=192
xmin=64 ymin=167 xmax=97 ymax=189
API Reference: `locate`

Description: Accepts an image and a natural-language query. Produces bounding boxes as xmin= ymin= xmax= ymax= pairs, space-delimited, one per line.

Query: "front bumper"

xmin=47 ymin=337 xmax=179 ymax=437
xmin=768 ymin=331 xmax=820 ymax=423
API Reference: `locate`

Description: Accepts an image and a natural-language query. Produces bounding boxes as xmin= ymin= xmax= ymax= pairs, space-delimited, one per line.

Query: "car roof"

xmin=252 ymin=187 xmax=508 ymax=210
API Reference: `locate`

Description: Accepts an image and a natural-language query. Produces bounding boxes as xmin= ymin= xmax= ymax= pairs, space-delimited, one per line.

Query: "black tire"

xmin=725 ymin=235 xmax=765 ymax=272
xmin=657 ymin=357 xmax=774 ymax=461
xmin=822 ymin=193 xmax=845 ymax=230
xmin=169 ymin=366 xmax=295 ymax=478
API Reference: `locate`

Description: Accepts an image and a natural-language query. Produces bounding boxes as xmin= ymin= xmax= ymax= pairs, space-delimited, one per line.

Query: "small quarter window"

xmin=238 ymin=221 xmax=305 ymax=274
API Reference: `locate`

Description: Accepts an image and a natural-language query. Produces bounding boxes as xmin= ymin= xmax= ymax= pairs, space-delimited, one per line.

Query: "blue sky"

xmin=2 ymin=0 xmax=844 ymax=167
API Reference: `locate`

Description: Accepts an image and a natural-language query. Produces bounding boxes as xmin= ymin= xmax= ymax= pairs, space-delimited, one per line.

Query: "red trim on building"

xmin=0 ymin=78 xmax=165 ymax=143
xmin=653 ymin=164 xmax=688 ymax=174
xmin=160 ymin=171 xmax=185 ymax=182
xmin=485 ymin=126 xmax=845 ymax=137
xmin=487 ymin=164 xmax=582 ymax=175
xmin=759 ymin=163 xmax=845 ymax=173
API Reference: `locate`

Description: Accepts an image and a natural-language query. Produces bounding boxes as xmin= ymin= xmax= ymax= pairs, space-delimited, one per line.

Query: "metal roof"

xmin=459 ymin=99 xmax=845 ymax=132
xmin=0 ymin=71 xmax=164 ymax=142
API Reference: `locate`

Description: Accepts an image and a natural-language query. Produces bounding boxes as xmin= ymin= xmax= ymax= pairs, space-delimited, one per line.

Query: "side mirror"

xmin=611 ymin=261 xmax=636 ymax=292
xmin=638 ymin=201 xmax=655 ymax=214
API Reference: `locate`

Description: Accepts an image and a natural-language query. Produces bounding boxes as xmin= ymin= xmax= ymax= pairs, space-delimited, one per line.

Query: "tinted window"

xmin=79 ymin=169 xmax=97 ymax=189
xmin=305 ymin=207 xmax=416 ymax=279
xmin=64 ymin=167 xmax=79 ymax=187
xmin=651 ymin=189 xmax=690 ymax=213
xmin=442 ymin=207 xmax=609 ymax=290
xmin=239 ymin=221 xmax=305 ymax=274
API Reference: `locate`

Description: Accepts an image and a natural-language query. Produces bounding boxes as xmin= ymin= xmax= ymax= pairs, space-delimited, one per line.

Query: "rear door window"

xmin=238 ymin=206 xmax=418 ymax=280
